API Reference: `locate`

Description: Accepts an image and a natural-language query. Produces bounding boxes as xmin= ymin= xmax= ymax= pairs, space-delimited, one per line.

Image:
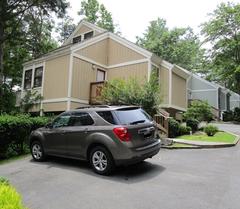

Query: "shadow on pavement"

xmin=29 ymin=156 xmax=165 ymax=184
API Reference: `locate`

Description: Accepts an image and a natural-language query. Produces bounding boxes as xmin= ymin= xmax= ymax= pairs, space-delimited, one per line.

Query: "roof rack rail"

xmin=76 ymin=105 xmax=111 ymax=109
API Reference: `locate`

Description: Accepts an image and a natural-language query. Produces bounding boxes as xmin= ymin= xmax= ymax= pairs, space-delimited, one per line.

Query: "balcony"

xmin=89 ymin=81 xmax=106 ymax=105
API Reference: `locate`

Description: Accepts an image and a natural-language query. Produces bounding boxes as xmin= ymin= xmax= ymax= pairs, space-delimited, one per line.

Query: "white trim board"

xmin=190 ymin=89 xmax=218 ymax=93
xmin=42 ymin=98 xmax=89 ymax=104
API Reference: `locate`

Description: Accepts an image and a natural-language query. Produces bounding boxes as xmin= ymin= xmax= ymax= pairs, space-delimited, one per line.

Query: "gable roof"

xmin=62 ymin=19 xmax=107 ymax=46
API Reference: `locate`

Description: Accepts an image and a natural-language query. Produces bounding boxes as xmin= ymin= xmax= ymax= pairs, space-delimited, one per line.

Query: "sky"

xmin=68 ymin=0 xmax=239 ymax=42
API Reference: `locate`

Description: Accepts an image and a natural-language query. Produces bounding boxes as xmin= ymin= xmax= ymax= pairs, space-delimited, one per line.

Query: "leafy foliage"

xmin=20 ymin=90 xmax=43 ymax=113
xmin=179 ymin=125 xmax=192 ymax=136
xmin=0 ymin=180 xmax=27 ymax=209
xmin=184 ymin=100 xmax=213 ymax=122
xmin=168 ymin=118 xmax=180 ymax=138
xmin=204 ymin=125 xmax=219 ymax=136
xmin=0 ymin=114 xmax=50 ymax=159
xmin=201 ymin=2 xmax=240 ymax=93
xmin=137 ymin=18 xmax=204 ymax=70
xmin=186 ymin=119 xmax=199 ymax=133
xmin=79 ymin=0 xmax=116 ymax=32
xmin=233 ymin=107 xmax=240 ymax=122
xmin=101 ymin=71 xmax=161 ymax=116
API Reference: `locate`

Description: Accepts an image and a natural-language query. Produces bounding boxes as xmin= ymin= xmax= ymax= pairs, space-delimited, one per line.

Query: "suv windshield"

xmin=114 ymin=108 xmax=152 ymax=125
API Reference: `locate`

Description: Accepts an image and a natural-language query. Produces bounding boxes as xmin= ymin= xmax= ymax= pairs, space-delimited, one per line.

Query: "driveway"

xmin=1 ymin=140 xmax=240 ymax=209
xmin=211 ymin=122 xmax=240 ymax=135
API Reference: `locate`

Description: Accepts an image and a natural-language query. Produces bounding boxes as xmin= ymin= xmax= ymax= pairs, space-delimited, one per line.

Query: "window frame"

xmin=69 ymin=112 xmax=95 ymax=126
xmin=73 ymin=35 xmax=82 ymax=44
xmin=84 ymin=31 xmax=94 ymax=40
xmin=96 ymin=69 xmax=106 ymax=81
xmin=24 ymin=69 xmax=33 ymax=90
xmin=33 ymin=66 xmax=43 ymax=88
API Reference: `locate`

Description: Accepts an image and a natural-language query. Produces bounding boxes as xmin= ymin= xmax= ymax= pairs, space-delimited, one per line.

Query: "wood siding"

xmin=159 ymin=65 xmax=169 ymax=105
xmin=75 ymin=39 xmax=108 ymax=65
xmin=108 ymin=39 xmax=145 ymax=65
xmin=172 ymin=72 xmax=187 ymax=109
xmin=43 ymin=102 xmax=67 ymax=112
xmin=107 ymin=62 xmax=148 ymax=81
xmin=43 ymin=55 xmax=70 ymax=100
xmin=71 ymin=57 xmax=105 ymax=101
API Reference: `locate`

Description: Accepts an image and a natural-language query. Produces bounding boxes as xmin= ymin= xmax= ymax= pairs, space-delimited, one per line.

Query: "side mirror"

xmin=45 ymin=123 xmax=53 ymax=129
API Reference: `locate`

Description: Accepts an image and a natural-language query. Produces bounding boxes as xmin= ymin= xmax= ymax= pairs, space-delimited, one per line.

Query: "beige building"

xmin=21 ymin=20 xmax=190 ymax=116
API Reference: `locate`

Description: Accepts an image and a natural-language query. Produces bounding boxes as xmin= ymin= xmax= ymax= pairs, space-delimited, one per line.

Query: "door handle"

xmin=84 ymin=128 xmax=88 ymax=133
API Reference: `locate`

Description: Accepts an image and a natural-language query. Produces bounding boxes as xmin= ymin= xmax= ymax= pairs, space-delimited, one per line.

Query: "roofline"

xmin=62 ymin=19 xmax=107 ymax=46
xmin=191 ymin=73 xmax=218 ymax=89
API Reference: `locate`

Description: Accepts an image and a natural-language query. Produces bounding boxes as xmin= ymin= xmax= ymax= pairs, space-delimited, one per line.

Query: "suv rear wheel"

xmin=90 ymin=146 xmax=115 ymax=175
xmin=31 ymin=141 xmax=46 ymax=161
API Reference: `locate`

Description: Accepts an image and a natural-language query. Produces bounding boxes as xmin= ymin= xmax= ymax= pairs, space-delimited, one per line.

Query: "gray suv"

xmin=30 ymin=106 xmax=161 ymax=175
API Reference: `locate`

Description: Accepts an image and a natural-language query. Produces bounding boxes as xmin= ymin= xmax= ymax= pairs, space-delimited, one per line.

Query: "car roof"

xmin=64 ymin=105 xmax=140 ymax=114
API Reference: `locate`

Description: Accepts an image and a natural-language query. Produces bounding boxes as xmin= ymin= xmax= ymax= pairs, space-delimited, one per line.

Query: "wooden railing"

xmin=89 ymin=81 xmax=106 ymax=105
xmin=154 ymin=109 xmax=170 ymax=138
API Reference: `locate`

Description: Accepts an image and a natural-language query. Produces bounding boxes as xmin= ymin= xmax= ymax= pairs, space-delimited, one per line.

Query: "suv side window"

xmin=96 ymin=111 xmax=117 ymax=124
xmin=52 ymin=114 xmax=71 ymax=128
xmin=69 ymin=112 xmax=94 ymax=126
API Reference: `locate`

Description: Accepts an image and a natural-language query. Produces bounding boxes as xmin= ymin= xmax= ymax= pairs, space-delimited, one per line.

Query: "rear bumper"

xmin=115 ymin=139 xmax=161 ymax=166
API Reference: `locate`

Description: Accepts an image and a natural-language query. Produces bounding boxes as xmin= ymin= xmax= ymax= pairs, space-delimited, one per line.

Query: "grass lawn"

xmin=0 ymin=154 xmax=30 ymax=165
xmin=177 ymin=131 xmax=237 ymax=143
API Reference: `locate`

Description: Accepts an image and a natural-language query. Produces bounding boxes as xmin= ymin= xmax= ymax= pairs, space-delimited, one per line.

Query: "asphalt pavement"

xmin=1 ymin=138 xmax=240 ymax=209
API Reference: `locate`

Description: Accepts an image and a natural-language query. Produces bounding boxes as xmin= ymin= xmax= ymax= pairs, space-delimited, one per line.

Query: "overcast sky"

xmin=68 ymin=0 xmax=239 ymax=42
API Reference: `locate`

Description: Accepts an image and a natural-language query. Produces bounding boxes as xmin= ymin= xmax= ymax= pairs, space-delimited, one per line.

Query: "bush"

xmin=184 ymin=100 xmax=213 ymax=122
xmin=204 ymin=125 xmax=219 ymax=136
xmin=0 ymin=177 xmax=9 ymax=185
xmin=168 ymin=118 xmax=180 ymax=138
xmin=0 ymin=180 xmax=27 ymax=209
xmin=0 ymin=114 xmax=50 ymax=159
xmin=186 ymin=118 xmax=199 ymax=133
xmin=101 ymin=71 xmax=161 ymax=116
xmin=233 ymin=107 xmax=240 ymax=122
xmin=222 ymin=110 xmax=234 ymax=122
xmin=179 ymin=125 xmax=191 ymax=136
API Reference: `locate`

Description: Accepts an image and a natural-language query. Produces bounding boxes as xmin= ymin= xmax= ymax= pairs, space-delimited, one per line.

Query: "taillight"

xmin=113 ymin=127 xmax=131 ymax=142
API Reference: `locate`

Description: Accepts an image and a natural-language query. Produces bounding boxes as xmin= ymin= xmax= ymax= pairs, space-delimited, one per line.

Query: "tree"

xmin=56 ymin=15 xmax=76 ymax=43
xmin=0 ymin=0 xmax=68 ymax=112
xmin=183 ymin=100 xmax=213 ymax=122
xmin=136 ymin=18 xmax=204 ymax=71
xmin=79 ymin=0 xmax=116 ymax=32
xmin=97 ymin=4 xmax=114 ymax=32
xmin=201 ymin=2 xmax=240 ymax=93
xmin=101 ymin=71 xmax=161 ymax=116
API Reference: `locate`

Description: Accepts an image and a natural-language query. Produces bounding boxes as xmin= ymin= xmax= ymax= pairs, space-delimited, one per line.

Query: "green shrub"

xmin=233 ymin=107 xmax=240 ymax=122
xmin=179 ymin=125 xmax=191 ymax=136
xmin=0 ymin=181 xmax=27 ymax=209
xmin=222 ymin=111 xmax=234 ymax=122
xmin=168 ymin=118 xmax=180 ymax=138
xmin=0 ymin=114 xmax=50 ymax=159
xmin=101 ymin=71 xmax=161 ymax=116
xmin=0 ymin=177 xmax=9 ymax=185
xmin=204 ymin=125 xmax=219 ymax=136
xmin=184 ymin=100 xmax=213 ymax=122
xmin=186 ymin=119 xmax=199 ymax=133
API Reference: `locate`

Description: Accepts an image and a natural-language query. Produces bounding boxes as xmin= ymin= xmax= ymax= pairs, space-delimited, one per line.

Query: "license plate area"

xmin=138 ymin=126 xmax=155 ymax=139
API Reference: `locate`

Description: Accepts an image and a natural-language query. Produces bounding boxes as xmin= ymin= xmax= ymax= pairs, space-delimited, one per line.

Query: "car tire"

xmin=90 ymin=146 xmax=115 ymax=175
xmin=31 ymin=141 xmax=46 ymax=162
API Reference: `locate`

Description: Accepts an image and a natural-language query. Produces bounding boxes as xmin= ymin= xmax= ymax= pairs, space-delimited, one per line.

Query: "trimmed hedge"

xmin=0 ymin=114 xmax=49 ymax=159
xmin=204 ymin=125 xmax=219 ymax=136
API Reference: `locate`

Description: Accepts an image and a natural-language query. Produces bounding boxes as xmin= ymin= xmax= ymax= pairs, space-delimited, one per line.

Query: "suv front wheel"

xmin=90 ymin=146 xmax=115 ymax=175
xmin=31 ymin=141 xmax=46 ymax=162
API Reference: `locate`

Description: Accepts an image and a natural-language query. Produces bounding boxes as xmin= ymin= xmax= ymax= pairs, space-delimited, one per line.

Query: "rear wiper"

xmin=130 ymin=120 xmax=145 ymax=125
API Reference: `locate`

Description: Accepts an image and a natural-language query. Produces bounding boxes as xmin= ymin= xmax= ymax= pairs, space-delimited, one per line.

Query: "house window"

xmin=33 ymin=66 xmax=43 ymax=88
xmin=84 ymin=31 xmax=93 ymax=40
xmin=96 ymin=69 xmax=105 ymax=81
xmin=24 ymin=69 xmax=32 ymax=89
xmin=73 ymin=35 xmax=82 ymax=44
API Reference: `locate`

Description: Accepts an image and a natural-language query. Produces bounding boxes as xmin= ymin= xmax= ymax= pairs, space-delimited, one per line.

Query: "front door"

xmin=44 ymin=114 xmax=71 ymax=155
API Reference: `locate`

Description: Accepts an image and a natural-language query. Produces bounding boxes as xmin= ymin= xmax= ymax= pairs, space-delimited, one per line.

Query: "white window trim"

xmin=72 ymin=30 xmax=95 ymax=44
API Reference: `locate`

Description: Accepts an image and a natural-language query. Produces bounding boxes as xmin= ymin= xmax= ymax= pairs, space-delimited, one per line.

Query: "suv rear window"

xmin=114 ymin=108 xmax=152 ymax=125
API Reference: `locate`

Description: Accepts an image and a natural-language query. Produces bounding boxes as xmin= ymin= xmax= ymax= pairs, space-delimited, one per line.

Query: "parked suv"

xmin=30 ymin=106 xmax=161 ymax=175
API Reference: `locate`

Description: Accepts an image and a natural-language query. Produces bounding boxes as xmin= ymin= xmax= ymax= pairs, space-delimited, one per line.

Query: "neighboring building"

xmin=21 ymin=20 xmax=190 ymax=116
xmin=187 ymin=73 xmax=240 ymax=119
